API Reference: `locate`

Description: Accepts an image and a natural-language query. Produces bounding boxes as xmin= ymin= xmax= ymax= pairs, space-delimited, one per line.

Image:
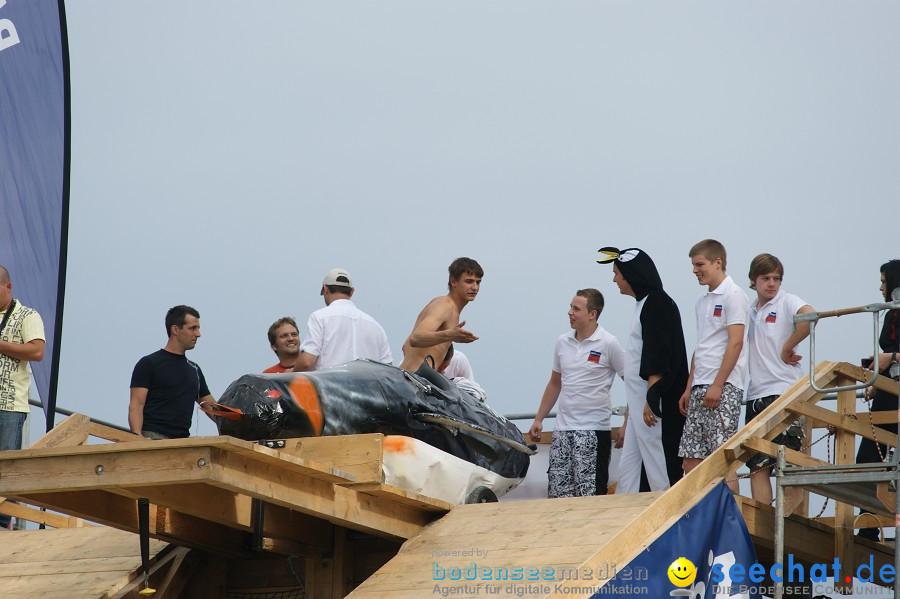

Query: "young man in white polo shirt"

xmin=678 ymin=239 xmax=749 ymax=491
xmin=295 ymin=268 xmax=393 ymax=371
xmin=745 ymin=253 xmax=813 ymax=505
xmin=529 ymin=289 xmax=625 ymax=498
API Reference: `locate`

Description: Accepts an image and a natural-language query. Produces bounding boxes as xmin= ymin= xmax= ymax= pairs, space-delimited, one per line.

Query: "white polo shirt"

xmin=747 ymin=289 xmax=808 ymax=399
xmin=300 ymin=299 xmax=393 ymax=370
xmin=692 ymin=275 xmax=750 ymax=389
xmin=552 ymin=325 xmax=625 ymax=431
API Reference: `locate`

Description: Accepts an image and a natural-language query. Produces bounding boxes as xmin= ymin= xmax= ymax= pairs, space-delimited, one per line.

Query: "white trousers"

xmin=616 ymin=396 xmax=670 ymax=494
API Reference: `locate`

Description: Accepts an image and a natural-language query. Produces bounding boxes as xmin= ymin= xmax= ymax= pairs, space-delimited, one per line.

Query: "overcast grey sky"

xmin=37 ymin=1 xmax=899 ymax=444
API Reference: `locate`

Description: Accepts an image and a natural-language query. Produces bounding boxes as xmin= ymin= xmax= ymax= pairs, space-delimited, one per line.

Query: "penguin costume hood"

xmin=596 ymin=246 xmax=689 ymax=425
xmin=597 ymin=247 xmax=663 ymax=301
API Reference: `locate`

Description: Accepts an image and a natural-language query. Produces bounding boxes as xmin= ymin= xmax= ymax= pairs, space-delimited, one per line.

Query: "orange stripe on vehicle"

xmin=289 ymin=377 xmax=323 ymax=435
xmin=384 ymin=435 xmax=416 ymax=455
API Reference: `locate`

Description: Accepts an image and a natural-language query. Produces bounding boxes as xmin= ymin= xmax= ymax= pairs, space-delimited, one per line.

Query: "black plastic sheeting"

xmin=215 ymin=359 xmax=530 ymax=480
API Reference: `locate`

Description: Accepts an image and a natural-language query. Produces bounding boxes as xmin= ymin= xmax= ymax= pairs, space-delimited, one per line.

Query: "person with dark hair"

xmin=679 ymin=240 xmax=749 ymax=490
xmin=400 ymin=257 xmax=482 ymax=371
xmin=295 ymin=268 xmax=392 ymax=371
xmin=0 ymin=265 xmax=45 ymax=529
xmin=598 ymin=247 xmax=688 ymax=493
xmin=529 ymin=289 xmax=625 ymax=497
xmin=744 ymin=253 xmax=813 ymax=506
xmin=129 ymin=305 xmax=216 ymax=439
xmin=264 ymin=317 xmax=300 ymax=373
xmin=856 ymin=259 xmax=900 ymax=541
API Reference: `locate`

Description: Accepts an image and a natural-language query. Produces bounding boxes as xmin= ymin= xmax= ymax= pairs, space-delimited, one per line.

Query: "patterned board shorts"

xmin=745 ymin=394 xmax=803 ymax=471
xmin=678 ymin=383 xmax=743 ymax=459
xmin=548 ymin=429 xmax=611 ymax=498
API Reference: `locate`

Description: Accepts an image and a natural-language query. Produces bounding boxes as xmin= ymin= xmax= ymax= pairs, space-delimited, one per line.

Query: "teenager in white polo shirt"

xmin=678 ymin=239 xmax=749 ymax=491
xmin=529 ymin=289 xmax=625 ymax=498
xmin=744 ymin=253 xmax=813 ymax=505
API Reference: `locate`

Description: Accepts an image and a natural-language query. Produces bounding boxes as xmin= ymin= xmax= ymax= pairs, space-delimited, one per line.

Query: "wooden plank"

xmin=0 ymin=499 xmax=83 ymax=528
xmin=110 ymin=482 xmax=335 ymax=551
xmin=834 ymin=362 xmax=899 ymax=395
xmin=740 ymin=437 xmax=830 ymax=468
xmin=281 ymin=434 xmax=384 ymax=483
xmin=207 ymin=448 xmax=436 ymax=540
xmin=861 ymin=410 xmax=900 ymax=425
xmin=0 ymin=526 xmax=169 ymax=599
xmin=789 ymin=401 xmax=898 ymax=448
xmin=2 ymin=435 xmax=355 ymax=483
xmin=723 ymin=361 xmax=835 ymax=462
xmin=834 ymin=376 xmax=857 ymax=595
xmin=104 ymin=547 xmax=192 ymax=599
xmin=0 ymin=446 xmax=215 ymax=494
xmin=13 ymin=490 xmax=254 ymax=558
xmin=348 ymin=493 xmax=657 ymax=598
xmin=88 ymin=422 xmax=143 ymax=443
xmin=28 ymin=413 xmax=91 ymax=449
xmin=356 ymin=483 xmax=455 ymax=512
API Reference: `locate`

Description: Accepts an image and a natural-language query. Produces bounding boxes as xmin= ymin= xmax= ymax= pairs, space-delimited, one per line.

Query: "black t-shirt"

xmin=130 ymin=349 xmax=211 ymax=438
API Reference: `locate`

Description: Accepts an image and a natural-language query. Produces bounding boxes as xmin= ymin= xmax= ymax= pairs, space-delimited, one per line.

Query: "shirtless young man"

xmin=399 ymin=257 xmax=483 ymax=371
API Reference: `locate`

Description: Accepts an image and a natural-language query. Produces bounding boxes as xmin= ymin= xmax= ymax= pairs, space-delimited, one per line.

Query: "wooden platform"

xmin=346 ymin=361 xmax=897 ymax=598
xmin=0 ymin=361 xmax=896 ymax=598
xmin=0 ymin=526 xmax=168 ymax=599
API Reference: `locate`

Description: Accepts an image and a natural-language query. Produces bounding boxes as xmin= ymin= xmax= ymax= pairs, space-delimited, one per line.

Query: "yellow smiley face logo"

xmin=667 ymin=557 xmax=696 ymax=587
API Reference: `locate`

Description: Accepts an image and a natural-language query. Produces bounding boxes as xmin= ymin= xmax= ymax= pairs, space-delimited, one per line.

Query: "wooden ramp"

xmin=0 ymin=361 xmax=896 ymax=598
xmin=348 ymin=492 xmax=661 ymax=598
xmin=0 ymin=526 xmax=169 ymax=599
xmin=345 ymin=361 xmax=897 ymax=598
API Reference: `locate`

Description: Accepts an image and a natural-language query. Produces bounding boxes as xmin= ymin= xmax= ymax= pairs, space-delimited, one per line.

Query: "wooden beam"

xmin=14 ymin=490 xmax=254 ymax=558
xmin=208 ymin=448 xmax=436 ymax=540
xmin=0 ymin=446 xmax=215 ymax=494
xmin=723 ymin=361 xmax=835 ymax=462
xmin=105 ymin=546 xmax=192 ymax=599
xmin=282 ymin=434 xmax=383 ymax=484
xmin=834 ymin=363 xmax=899 ymax=395
xmin=28 ymin=413 xmax=90 ymax=449
xmin=6 ymin=434 xmax=354 ymax=484
xmin=856 ymin=410 xmax=900 ymax=426
xmin=834 ymin=376 xmax=857 ymax=594
xmin=0 ymin=498 xmax=84 ymax=528
xmin=111 ymin=483 xmax=335 ymax=551
xmin=89 ymin=422 xmax=143 ymax=443
xmin=740 ymin=437 xmax=829 ymax=468
xmin=789 ymin=402 xmax=898 ymax=448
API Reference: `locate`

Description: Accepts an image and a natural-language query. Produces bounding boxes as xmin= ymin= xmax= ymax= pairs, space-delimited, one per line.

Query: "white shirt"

xmin=623 ymin=296 xmax=648 ymax=412
xmin=300 ymin=299 xmax=393 ymax=370
xmin=552 ymin=325 xmax=625 ymax=431
xmin=692 ymin=275 xmax=750 ymax=389
xmin=747 ymin=289 xmax=808 ymax=399
xmin=443 ymin=350 xmax=474 ymax=380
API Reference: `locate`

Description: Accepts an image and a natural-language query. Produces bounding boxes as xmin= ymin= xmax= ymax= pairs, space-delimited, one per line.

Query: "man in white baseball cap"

xmin=294 ymin=268 xmax=393 ymax=371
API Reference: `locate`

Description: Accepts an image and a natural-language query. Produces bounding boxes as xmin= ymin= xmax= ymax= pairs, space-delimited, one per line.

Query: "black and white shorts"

xmin=678 ymin=383 xmax=743 ymax=459
xmin=548 ymin=429 xmax=611 ymax=498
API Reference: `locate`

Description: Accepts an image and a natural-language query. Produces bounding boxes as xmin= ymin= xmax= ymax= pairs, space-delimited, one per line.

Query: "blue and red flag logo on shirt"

xmin=588 ymin=350 xmax=602 ymax=363
xmin=765 ymin=311 xmax=777 ymax=323
xmin=713 ymin=304 xmax=723 ymax=317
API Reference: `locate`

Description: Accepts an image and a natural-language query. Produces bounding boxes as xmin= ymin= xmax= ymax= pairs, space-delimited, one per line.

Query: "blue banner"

xmin=0 ymin=0 xmax=69 ymax=430
xmin=595 ymin=481 xmax=761 ymax=598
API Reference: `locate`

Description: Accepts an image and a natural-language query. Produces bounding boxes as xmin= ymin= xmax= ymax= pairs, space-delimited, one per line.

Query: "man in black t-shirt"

xmin=129 ymin=305 xmax=216 ymax=439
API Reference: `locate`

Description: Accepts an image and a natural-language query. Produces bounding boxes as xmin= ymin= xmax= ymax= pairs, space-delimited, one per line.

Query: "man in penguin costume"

xmin=598 ymin=247 xmax=689 ymax=491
